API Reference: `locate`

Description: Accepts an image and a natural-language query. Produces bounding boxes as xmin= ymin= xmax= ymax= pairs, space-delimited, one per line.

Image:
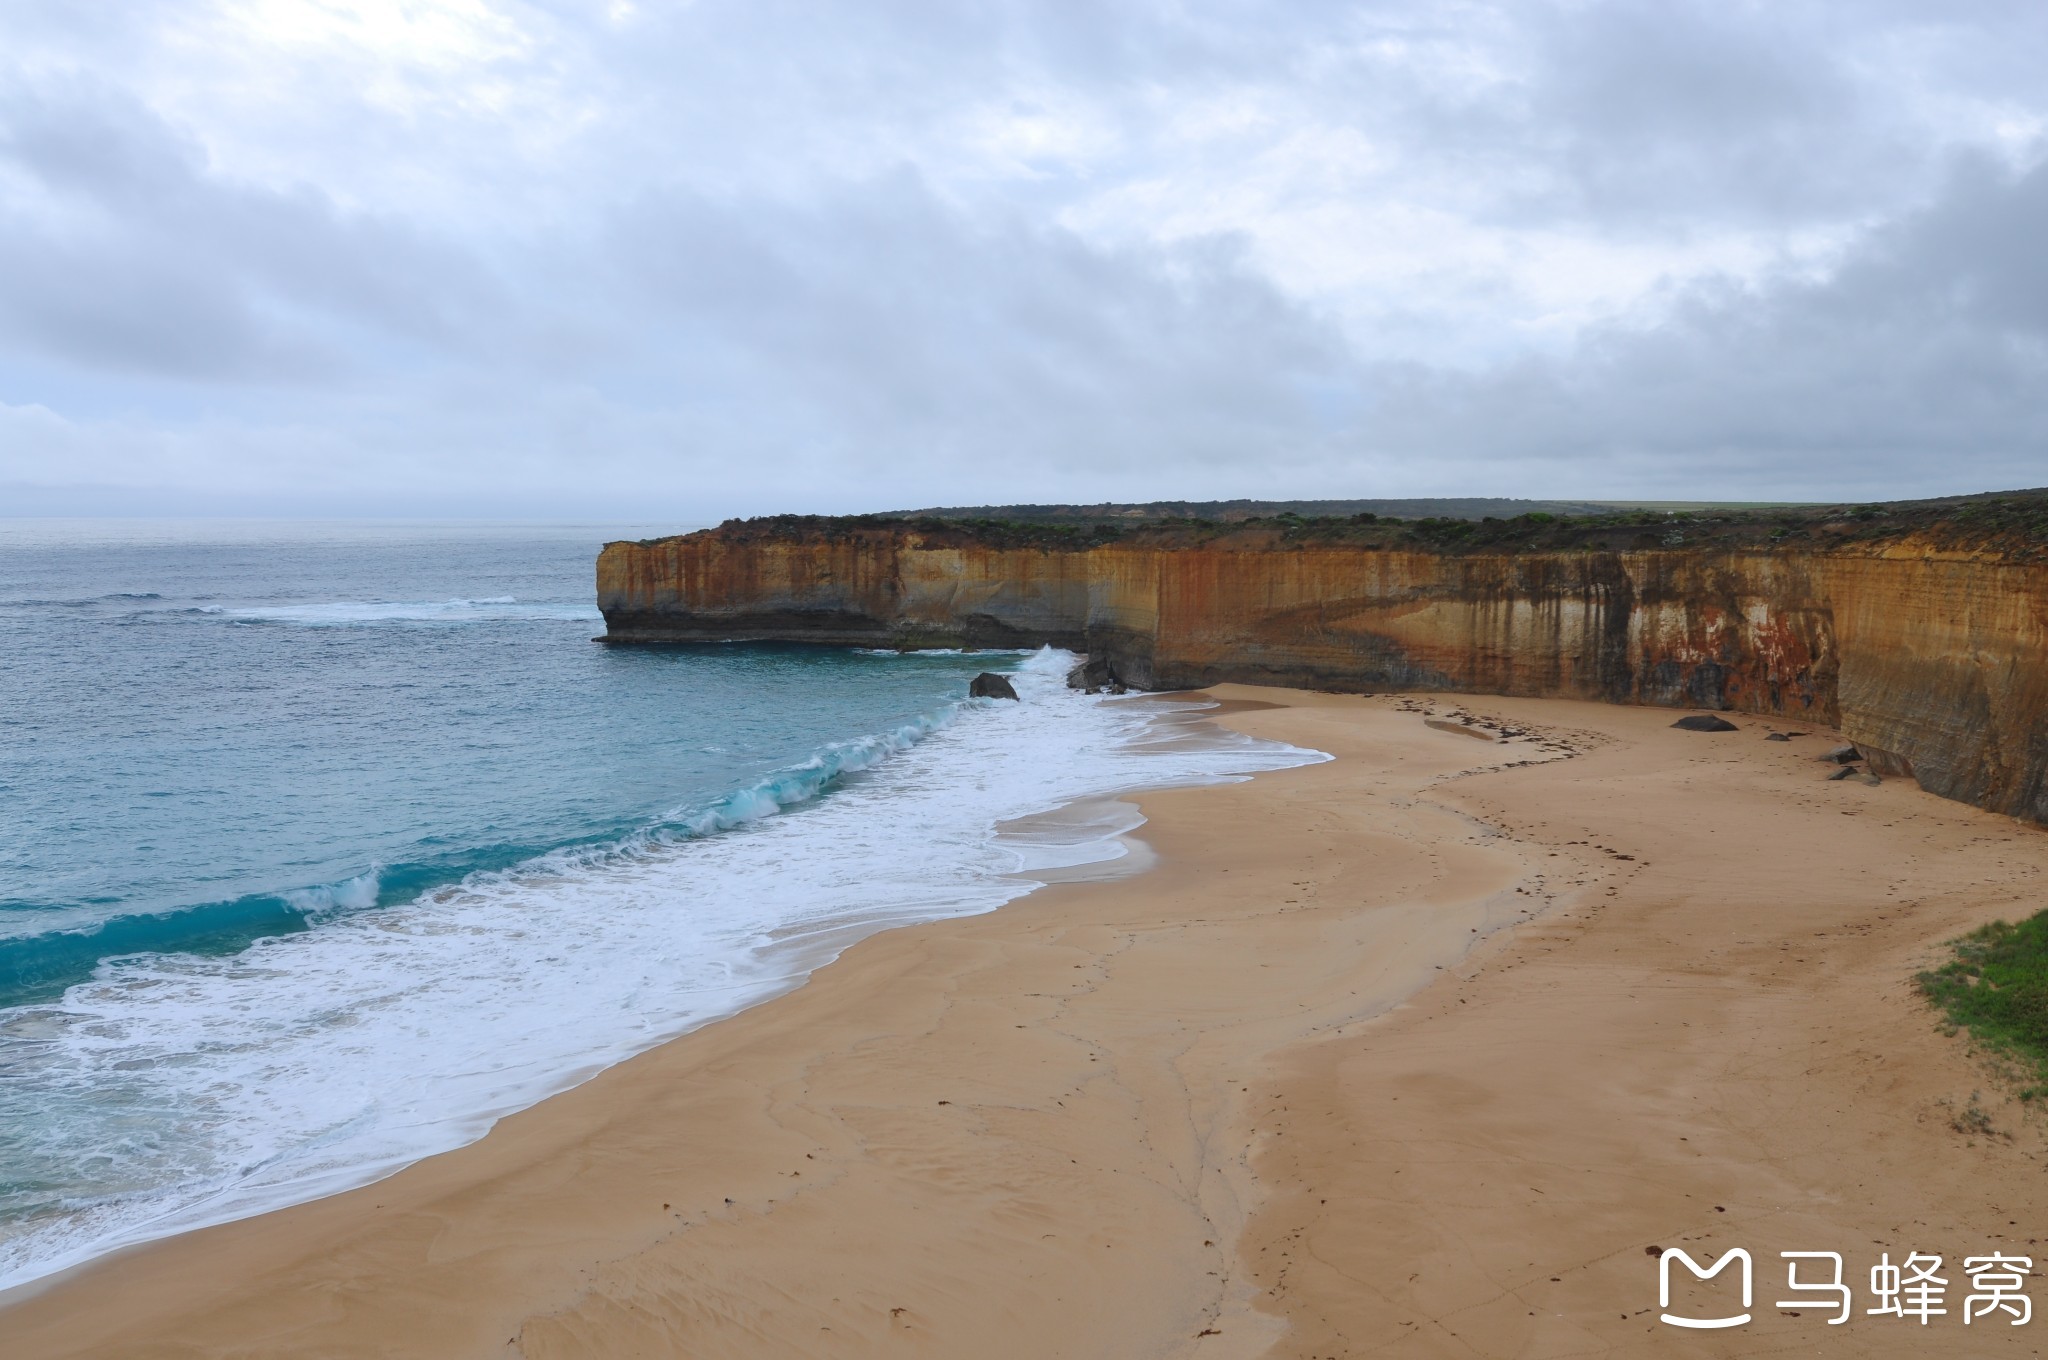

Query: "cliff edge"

xmin=598 ymin=493 xmax=2048 ymax=825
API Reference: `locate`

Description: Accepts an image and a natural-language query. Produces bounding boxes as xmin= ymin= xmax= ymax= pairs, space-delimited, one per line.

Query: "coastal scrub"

xmin=1919 ymin=912 xmax=2048 ymax=1097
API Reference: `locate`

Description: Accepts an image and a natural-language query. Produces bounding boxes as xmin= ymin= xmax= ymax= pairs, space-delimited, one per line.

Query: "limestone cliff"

xmin=598 ymin=501 xmax=2048 ymax=825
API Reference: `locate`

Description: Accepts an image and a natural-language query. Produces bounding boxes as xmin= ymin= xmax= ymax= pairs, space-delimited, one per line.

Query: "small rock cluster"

xmin=1818 ymin=744 xmax=1881 ymax=785
xmin=1064 ymin=655 xmax=1127 ymax=695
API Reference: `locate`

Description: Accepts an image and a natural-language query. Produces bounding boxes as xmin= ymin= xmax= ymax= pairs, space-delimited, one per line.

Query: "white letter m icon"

xmin=1660 ymin=1248 xmax=1753 ymax=1329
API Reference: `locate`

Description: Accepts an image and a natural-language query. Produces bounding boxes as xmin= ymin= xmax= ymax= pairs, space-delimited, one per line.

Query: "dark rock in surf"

xmin=969 ymin=672 xmax=1020 ymax=701
xmin=1672 ymin=714 xmax=1738 ymax=732
xmin=1065 ymin=654 xmax=1120 ymax=692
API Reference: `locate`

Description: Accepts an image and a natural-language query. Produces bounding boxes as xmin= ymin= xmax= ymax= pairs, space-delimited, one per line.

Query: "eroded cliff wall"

xmin=598 ymin=527 xmax=2048 ymax=824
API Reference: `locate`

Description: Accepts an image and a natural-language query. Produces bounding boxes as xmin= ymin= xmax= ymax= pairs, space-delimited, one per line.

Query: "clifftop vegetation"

xmin=627 ymin=488 xmax=2048 ymax=559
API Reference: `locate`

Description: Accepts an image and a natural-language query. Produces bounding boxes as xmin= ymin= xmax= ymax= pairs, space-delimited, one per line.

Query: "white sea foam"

xmin=225 ymin=598 xmax=602 ymax=625
xmin=853 ymin=646 xmax=999 ymax=656
xmin=282 ymin=869 xmax=382 ymax=916
xmin=0 ymin=649 xmax=1322 ymax=1292
xmin=997 ymin=797 xmax=1150 ymax=872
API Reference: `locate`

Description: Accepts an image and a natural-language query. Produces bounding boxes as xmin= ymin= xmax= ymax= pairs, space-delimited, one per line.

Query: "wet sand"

xmin=7 ymin=688 xmax=2048 ymax=1357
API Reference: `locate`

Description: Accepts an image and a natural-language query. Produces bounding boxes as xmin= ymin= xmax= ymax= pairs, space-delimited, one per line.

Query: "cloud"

xmin=589 ymin=174 xmax=1354 ymax=465
xmin=0 ymin=75 xmax=500 ymax=384
xmin=0 ymin=0 xmax=2044 ymax=514
xmin=1358 ymin=151 xmax=2048 ymax=497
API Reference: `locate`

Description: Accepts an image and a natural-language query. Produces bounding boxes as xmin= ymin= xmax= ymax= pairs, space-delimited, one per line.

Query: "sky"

xmin=2 ymin=0 xmax=2045 ymax=518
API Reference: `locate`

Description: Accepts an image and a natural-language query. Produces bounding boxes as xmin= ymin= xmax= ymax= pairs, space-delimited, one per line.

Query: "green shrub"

xmin=1920 ymin=912 xmax=2048 ymax=1089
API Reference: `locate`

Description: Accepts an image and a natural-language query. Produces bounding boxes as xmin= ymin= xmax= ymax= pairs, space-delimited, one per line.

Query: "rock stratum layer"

xmin=598 ymin=513 xmax=2048 ymax=825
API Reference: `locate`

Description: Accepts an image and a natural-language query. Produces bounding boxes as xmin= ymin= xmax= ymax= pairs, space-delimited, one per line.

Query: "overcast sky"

xmin=2 ymin=1 xmax=2044 ymax=518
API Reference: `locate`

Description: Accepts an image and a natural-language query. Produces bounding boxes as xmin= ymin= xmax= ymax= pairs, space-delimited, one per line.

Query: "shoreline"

xmin=3 ymin=687 xmax=1528 ymax=1356
xmin=0 ymin=668 xmax=1303 ymax=1300
xmin=9 ymin=687 xmax=2048 ymax=1356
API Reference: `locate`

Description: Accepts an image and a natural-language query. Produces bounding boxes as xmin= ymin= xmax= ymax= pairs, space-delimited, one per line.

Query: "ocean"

xmin=0 ymin=520 xmax=1318 ymax=1292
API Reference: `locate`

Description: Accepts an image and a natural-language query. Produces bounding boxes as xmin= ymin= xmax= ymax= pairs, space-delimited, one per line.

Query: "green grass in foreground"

xmin=1919 ymin=911 xmax=2048 ymax=1098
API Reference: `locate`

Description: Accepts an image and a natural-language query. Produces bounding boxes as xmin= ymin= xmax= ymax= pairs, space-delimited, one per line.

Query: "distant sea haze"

xmin=0 ymin=520 xmax=1317 ymax=1291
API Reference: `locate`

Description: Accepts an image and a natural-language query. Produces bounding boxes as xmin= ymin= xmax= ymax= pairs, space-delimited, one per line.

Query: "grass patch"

xmin=1918 ymin=912 xmax=2048 ymax=1099
xmin=649 ymin=487 xmax=2048 ymax=560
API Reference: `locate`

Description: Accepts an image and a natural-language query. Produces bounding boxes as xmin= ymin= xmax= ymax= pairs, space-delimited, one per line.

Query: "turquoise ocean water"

xmin=0 ymin=520 xmax=1315 ymax=1290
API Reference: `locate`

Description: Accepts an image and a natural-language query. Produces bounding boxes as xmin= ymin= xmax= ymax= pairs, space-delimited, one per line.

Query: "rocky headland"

xmin=598 ymin=490 xmax=2048 ymax=824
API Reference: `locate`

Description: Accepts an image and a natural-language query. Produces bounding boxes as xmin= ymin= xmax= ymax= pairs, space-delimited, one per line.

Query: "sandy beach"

xmin=7 ymin=687 xmax=2048 ymax=1358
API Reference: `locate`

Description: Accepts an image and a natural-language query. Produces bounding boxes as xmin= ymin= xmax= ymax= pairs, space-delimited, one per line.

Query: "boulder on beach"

xmin=1822 ymin=744 xmax=1861 ymax=764
xmin=969 ymin=672 xmax=1020 ymax=701
xmin=1827 ymin=765 xmax=1858 ymax=781
xmin=1672 ymin=714 xmax=1739 ymax=732
xmin=1765 ymin=732 xmax=1791 ymax=742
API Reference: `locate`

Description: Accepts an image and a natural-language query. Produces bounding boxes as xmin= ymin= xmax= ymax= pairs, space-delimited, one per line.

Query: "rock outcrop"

xmin=969 ymin=672 xmax=1020 ymax=701
xmin=598 ymin=504 xmax=2048 ymax=825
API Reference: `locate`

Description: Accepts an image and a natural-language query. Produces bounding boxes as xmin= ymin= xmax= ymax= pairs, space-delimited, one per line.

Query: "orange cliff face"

xmin=597 ymin=526 xmax=2048 ymax=825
